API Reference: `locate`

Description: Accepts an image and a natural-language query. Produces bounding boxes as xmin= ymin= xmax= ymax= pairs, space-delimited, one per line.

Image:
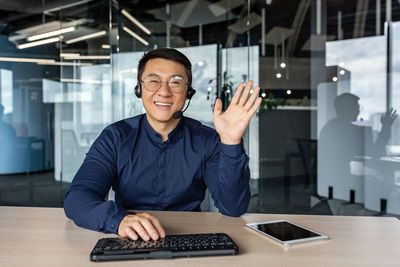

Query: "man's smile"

xmin=154 ymin=101 xmax=173 ymax=109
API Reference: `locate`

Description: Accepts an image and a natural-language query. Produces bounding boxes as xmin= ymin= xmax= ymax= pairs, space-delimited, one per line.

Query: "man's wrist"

xmin=219 ymin=139 xmax=245 ymax=158
xmin=220 ymin=136 xmax=241 ymax=145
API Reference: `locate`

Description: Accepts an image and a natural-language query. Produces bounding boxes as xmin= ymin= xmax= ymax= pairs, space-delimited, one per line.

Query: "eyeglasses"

xmin=141 ymin=74 xmax=187 ymax=93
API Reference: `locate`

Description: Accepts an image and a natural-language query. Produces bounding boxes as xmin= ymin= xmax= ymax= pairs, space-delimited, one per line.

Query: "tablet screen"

xmin=251 ymin=221 xmax=321 ymax=241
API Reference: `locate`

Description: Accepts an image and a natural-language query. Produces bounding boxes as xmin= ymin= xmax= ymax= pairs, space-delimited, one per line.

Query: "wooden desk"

xmin=0 ymin=206 xmax=399 ymax=266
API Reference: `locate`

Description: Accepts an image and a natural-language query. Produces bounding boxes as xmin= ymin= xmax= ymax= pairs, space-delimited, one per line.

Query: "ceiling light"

xmin=339 ymin=69 xmax=346 ymax=75
xmin=0 ymin=57 xmax=55 ymax=63
xmin=198 ymin=61 xmax=204 ymax=67
xmin=123 ymin=26 xmax=149 ymax=46
xmin=62 ymin=55 xmax=110 ymax=60
xmin=280 ymin=62 xmax=286 ymax=68
xmin=286 ymin=90 xmax=291 ymax=95
xmin=119 ymin=69 xmax=131 ymax=74
xmin=37 ymin=61 xmax=92 ymax=66
xmin=261 ymin=92 xmax=267 ymax=97
xmin=27 ymin=27 xmax=75 ymax=41
xmin=332 ymin=76 xmax=338 ymax=82
xmin=60 ymin=53 xmax=80 ymax=57
xmin=60 ymin=78 xmax=109 ymax=84
xmin=17 ymin=37 xmax=61 ymax=49
xmin=276 ymin=73 xmax=282 ymax=79
xmin=338 ymin=62 xmax=345 ymax=67
xmin=119 ymin=68 xmax=137 ymax=74
xmin=44 ymin=0 xmax=95 ymax=14
xmin=9 ymin=19 xmax=88 ymax=43
xmin=65 ymin=30 xmax=107 ymax=44
xmin=121 ymin=9 xmax=151 ymax=35
xmin=102 ymin=44 xmax=110 ymax=49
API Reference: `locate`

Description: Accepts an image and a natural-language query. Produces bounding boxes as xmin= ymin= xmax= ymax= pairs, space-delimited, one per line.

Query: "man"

xmin=64 ymin=48 xmax=261 ymax=242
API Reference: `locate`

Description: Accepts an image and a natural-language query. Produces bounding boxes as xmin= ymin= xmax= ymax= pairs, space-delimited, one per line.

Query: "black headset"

xmin=134 ymin=82 xmax=196 ymax=99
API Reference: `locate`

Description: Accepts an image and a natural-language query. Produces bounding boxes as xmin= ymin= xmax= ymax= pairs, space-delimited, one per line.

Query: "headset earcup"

xmin=187 ymin=87 xmax=196 ymax=99
xmin=135 ymin=85 xmax=141 ymax=98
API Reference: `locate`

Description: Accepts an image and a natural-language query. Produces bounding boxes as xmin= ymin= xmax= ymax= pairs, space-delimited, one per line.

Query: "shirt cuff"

xmin=219 ymin=139 xmax=245 ymax=158
xmin=104 ymin=209 xmax=134 ymax=234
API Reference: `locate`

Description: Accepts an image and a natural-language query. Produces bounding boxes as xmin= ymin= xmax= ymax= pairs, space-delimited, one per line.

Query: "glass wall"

xmin=0 ymin=0 xmax=399 ymax=218
xmin=0 ymin=1 xmax=61 ymax=205
xmin=315 ymin=1 xmax=400 ymax=216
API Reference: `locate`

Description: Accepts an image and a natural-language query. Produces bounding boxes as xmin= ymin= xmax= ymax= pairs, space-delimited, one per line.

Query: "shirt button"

xmin=111 ymin=224 xmax=115 ymax=229
xmin=96 ymin=225 xmax=99 ymax=230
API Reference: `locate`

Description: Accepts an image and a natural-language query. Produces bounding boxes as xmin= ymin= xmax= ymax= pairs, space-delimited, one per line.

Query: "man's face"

xmin=140 ymin=58 xmax=188 ymax=125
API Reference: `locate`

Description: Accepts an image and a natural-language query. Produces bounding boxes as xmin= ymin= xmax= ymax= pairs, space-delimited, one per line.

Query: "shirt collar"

xmin=142 ymin=114 xmax=184 ymax=145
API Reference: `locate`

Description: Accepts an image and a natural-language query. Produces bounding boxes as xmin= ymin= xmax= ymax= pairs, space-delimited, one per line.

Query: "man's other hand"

xmin=118 ymin=213 xmax=166 ymax=241
xmin=213 ymin=80 xmax=261 ymax=145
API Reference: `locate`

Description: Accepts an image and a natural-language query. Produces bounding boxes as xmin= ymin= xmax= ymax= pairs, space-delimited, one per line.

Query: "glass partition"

xmin=56 ymin=0 xmax=113 ymax=183
xmin=313 ymin=2 xmax=400 ymax=217
xmin=0 ymin=3 xmax=62 ymax=205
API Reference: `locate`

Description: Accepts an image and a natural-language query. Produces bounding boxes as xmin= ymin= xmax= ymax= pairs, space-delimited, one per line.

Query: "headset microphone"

xmin=173 ymin=99 xmax=192 ymax=119
xmin=173 ymin=111 xmax=183 ymax=119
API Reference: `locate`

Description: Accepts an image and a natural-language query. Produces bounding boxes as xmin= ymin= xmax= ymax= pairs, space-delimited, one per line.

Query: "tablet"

xmin=246 ymin=220 xmax=328 ymax=245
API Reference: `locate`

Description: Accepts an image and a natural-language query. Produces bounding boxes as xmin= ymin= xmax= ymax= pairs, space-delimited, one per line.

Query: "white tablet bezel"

xmin=246 ymin=220 xmax=328 ymax=246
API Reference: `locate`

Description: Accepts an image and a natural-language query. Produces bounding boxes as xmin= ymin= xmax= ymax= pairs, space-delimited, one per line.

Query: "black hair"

xmin=137 ymin=48 xmax=192 ymax=87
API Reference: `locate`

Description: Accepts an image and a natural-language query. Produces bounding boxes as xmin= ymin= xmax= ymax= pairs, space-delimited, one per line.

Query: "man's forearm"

xmin=64 ymin=187 xmax=129 ymax=234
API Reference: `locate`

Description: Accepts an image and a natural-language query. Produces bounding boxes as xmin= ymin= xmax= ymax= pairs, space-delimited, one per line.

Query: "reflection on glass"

xmin=326 ymin=36 xmax=386 ymax=120
xmin=393 ymin=22 xmax=400 ymax=112
xmin=0 ymin=60 xmax=54 ymax=176
xmin=319 ymin=24 xmax=400 ymax=215
xmin=178 ymin=45 xmax=218 ymax=126
xmin=0 ymin=69 xmax=13 ymax=113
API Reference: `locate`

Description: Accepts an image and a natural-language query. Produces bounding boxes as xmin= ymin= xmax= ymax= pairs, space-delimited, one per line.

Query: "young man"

xmin=64 ymin=48 xmax=261 ymax=242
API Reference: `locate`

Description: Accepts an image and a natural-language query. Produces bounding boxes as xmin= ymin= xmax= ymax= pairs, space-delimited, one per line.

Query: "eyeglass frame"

xmin=140 ymin=74 xmax=189 ymax=93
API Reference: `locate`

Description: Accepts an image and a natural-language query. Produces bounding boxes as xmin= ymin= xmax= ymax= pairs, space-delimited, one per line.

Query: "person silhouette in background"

xmin=0 ymin=104 xmax=16 ymax=139
xmin=319 ymin=93 xmax=397 ymax=202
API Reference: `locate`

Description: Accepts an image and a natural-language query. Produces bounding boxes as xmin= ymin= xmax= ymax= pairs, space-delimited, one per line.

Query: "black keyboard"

xmin=90 ymin=233 xmax=239 ymax=262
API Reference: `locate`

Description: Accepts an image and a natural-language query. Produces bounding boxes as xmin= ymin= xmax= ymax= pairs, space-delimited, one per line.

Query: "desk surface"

xmin=0 ymin=206 xmax=399 ymax=266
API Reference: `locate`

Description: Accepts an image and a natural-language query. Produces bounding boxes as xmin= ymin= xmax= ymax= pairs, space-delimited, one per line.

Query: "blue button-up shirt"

xmin=64 ymin=114 xmax=250 ymax=234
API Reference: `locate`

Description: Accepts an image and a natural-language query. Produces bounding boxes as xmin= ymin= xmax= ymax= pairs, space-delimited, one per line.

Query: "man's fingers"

xmin=149 ymin=217 xmax=166 ymax=238
xmin=238 ymin=80 xmax=253 ymax=106
xmin=248 ymin=97 xmax=262 ymax=118
xmin=244 ymin=86 xmax=260 ymax=111
xmin=231 ymin=82 xmax=245 ymax=105
xmin=132 ymin=221 xmax=150 ymax=241
xmin=139 ymin=218 xmax=160 ymax=240
xmin=125 ymin=226 xmax=139 ymax=240
xmin=140 ymin=213 xmax=166 ymax=238
xmin=118 ymin=213 xmax=166 ymax=241
xmin=213 ymin=98 xmax=223 ymax=118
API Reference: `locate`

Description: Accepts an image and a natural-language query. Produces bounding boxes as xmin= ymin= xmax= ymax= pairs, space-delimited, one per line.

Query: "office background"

xmin=0 ymin=0 xmax=399 ymax=217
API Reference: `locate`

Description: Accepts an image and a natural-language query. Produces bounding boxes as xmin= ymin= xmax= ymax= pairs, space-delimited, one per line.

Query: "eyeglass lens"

xmin=143 ymin=75 xmax=186 ymax=92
